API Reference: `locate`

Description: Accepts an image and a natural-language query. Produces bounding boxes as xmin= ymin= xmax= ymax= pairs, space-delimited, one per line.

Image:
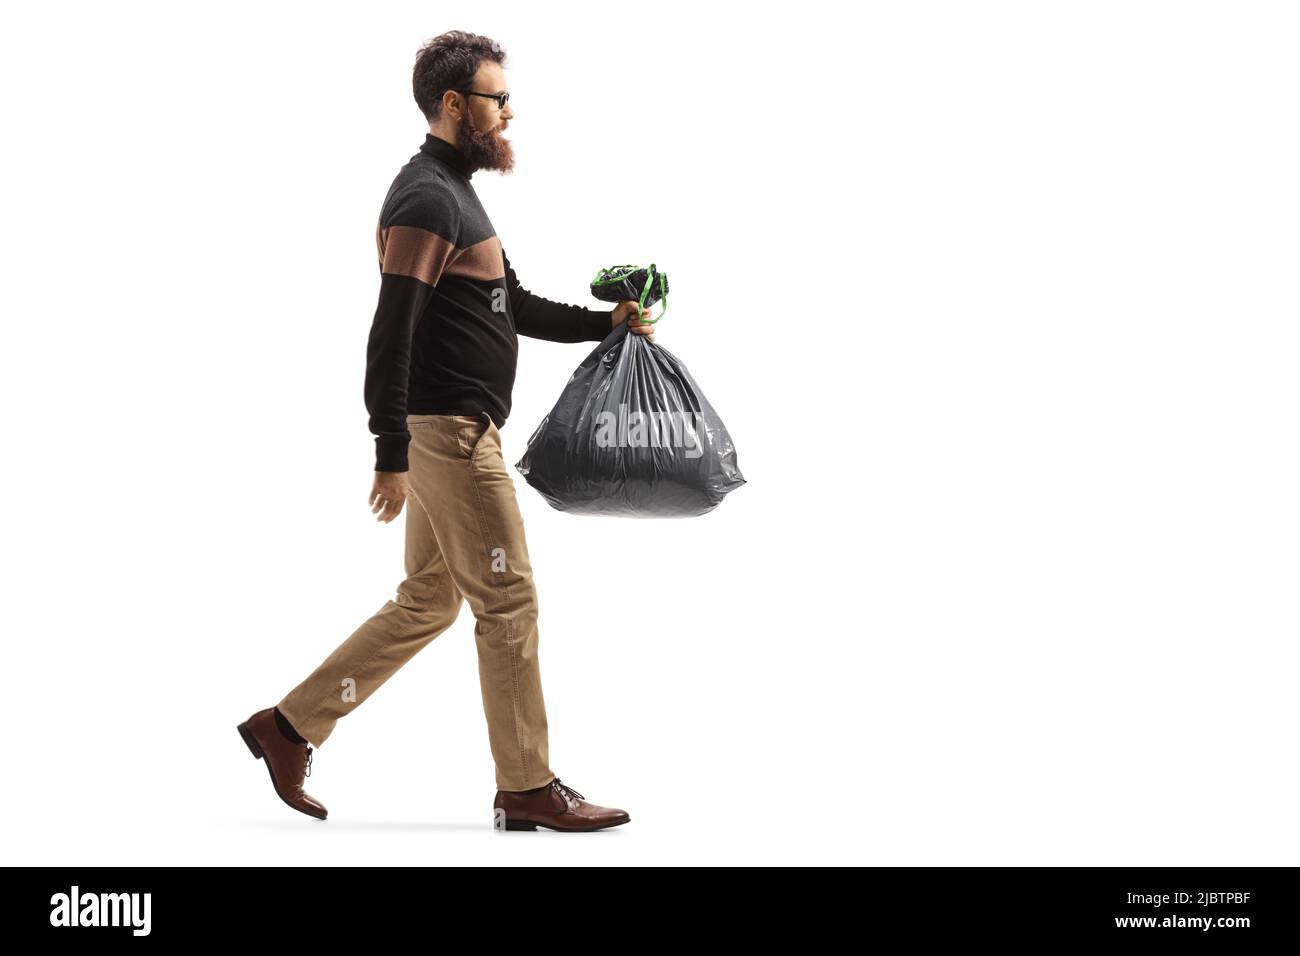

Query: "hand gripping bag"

xmin=514 ymin=265 xmax=745 ymax=517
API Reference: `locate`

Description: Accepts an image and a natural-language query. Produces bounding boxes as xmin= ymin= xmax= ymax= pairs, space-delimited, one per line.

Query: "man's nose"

xmin=501 ymin=103 xmax=515 ymax=121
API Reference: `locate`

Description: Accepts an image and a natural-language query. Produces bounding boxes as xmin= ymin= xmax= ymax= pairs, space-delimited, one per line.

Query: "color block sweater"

xmin=365 ymin=133 xmax=612 ymax=472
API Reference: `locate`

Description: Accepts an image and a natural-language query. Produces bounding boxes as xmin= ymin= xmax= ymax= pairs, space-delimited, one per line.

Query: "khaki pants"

xmin=276 ymin=412 xmax=556 ymax=792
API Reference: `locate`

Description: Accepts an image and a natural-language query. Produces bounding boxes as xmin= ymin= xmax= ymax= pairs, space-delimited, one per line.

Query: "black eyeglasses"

xmin=450 ymin=89 xmax=510 ymax=110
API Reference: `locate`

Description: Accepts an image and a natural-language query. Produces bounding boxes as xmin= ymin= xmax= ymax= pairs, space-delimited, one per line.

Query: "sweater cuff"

xmin=375 ymin=434 xmax=410 ymax=473
xmin=586 ymin=306 xmax=614 ymax=341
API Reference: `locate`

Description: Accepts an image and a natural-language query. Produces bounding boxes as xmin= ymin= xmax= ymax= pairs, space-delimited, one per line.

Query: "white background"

xmin=2 ymin=1 xmax=1297 ymax=865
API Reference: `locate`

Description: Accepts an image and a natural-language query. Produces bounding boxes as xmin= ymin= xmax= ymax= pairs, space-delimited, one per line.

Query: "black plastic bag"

xmin=514 ymin=321 xmax=745 ymax=517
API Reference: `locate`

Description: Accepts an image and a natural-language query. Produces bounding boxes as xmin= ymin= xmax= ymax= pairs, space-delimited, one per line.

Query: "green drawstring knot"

xmin=590 ymin=264 xmax=669 ymax=325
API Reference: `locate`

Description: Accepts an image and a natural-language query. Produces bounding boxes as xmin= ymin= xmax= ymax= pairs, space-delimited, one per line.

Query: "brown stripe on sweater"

xmin=378 ymin=224 xmax=457 ymax=287
xmin=444 ymin=234 xmax=505 ymax=281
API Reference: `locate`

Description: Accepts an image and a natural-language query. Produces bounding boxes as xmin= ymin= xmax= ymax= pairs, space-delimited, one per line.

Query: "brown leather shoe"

xmin=494 ymin=777 xmax=630 ymax=832
xmin=236 ymin=707 xmax=328 ymax=820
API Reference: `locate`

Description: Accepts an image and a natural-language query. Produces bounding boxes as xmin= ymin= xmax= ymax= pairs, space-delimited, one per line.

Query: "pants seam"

xmin=467 ymin=451 xmax=531 ymax=789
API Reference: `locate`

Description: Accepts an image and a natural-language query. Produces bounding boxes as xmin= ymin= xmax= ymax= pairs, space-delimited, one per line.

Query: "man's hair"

xmin=413 ymin=31 xmax=507 ymax=121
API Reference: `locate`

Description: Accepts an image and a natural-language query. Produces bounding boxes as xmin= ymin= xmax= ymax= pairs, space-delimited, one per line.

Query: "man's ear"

xmin=442 ymin=89 xmax=462 ymax=118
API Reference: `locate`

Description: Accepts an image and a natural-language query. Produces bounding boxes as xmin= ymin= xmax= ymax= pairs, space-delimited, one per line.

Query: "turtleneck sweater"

xmin=365 ymin=132 xmax=612 ymax=473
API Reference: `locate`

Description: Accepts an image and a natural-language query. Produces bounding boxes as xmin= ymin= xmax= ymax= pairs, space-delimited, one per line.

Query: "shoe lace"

xmin=552 ymin=778 xmax=584 ymax=806
xmin=304 ymin=745 xmax=313 ymax=777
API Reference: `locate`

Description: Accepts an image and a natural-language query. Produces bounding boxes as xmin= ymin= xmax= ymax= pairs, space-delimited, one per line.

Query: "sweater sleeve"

xmin=365 ymin=200 xmax=459 ymax=472
xmin=504 ymin=247 xmax=611 ymax=343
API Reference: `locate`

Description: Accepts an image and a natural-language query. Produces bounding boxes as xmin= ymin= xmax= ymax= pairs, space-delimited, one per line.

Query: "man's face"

xmin=455 ymin=61 xmax=515 ymax=173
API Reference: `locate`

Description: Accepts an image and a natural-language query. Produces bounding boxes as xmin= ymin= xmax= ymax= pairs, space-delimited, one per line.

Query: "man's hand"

xmin=369 ymin=470 xmax=410 ymax=523
xmin=610 ymin=300 xmax=656 ymax=342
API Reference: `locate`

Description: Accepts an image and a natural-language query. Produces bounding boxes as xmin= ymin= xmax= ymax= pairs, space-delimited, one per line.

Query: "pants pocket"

xmin=456 ymin=412 xmax=493 ymax=460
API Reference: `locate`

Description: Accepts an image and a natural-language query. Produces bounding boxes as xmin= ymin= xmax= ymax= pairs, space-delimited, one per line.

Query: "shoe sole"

xmin=501 ymin=816 xmax=630 ymax=832
xmin=236 ymin=721 xmax=328 ymax=821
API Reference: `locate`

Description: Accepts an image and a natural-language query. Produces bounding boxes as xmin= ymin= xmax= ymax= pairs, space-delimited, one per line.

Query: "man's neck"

xmin=428 ymin=124 xmax=459 ymax=148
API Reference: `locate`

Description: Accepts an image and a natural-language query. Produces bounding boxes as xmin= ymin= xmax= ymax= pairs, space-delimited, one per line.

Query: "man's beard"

xmin=457 ymin=109 xmax=514 ymax=174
